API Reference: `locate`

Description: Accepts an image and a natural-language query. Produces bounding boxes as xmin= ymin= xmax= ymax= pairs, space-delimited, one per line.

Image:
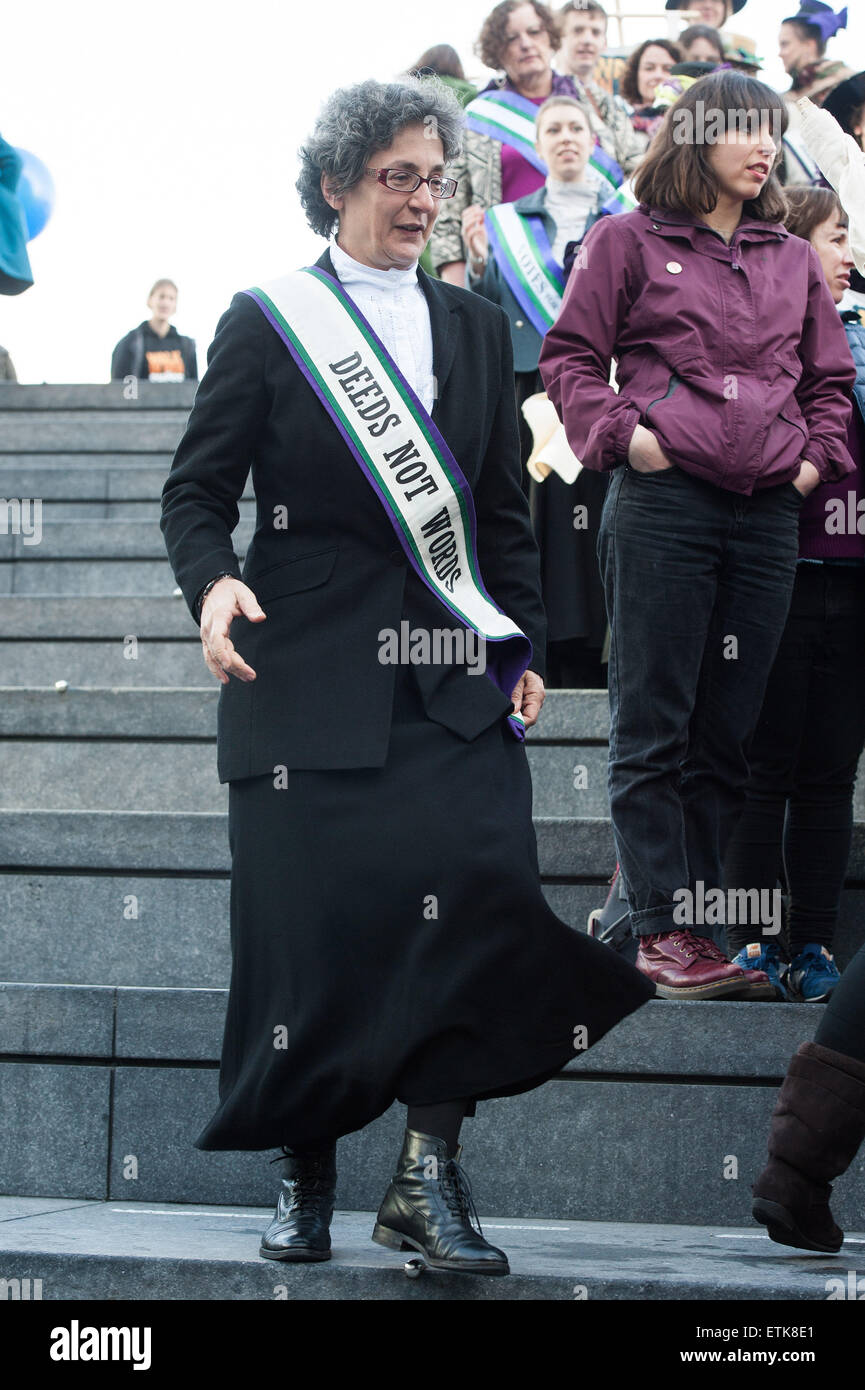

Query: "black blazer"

xmin=160 ymin=246 xmax=547 ymax=781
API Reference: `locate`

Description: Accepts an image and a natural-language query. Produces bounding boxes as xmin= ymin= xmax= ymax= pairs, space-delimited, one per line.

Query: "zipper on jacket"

xmin=645 ymin=373 xmax=680 ymax=420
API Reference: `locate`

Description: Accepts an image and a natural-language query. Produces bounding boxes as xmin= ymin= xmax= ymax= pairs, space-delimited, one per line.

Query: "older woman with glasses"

xmin=160 ymin=76 xmax=653 ymax=1279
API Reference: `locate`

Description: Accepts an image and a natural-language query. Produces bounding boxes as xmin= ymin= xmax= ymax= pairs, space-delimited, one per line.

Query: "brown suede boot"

xmin=752 ymin=1041 xmax=865 ymax=1253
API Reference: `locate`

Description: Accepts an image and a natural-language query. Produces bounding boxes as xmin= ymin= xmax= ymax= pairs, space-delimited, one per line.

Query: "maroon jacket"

xmin=538 ymin=203 xmax=856 ymax=493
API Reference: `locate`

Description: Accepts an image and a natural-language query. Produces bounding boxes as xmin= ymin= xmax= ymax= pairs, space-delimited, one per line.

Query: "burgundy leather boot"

xmin=636 ymin=930 xmax=774 ymax=999
xmin=752 ymin=1041 xmax=865 ymax=1253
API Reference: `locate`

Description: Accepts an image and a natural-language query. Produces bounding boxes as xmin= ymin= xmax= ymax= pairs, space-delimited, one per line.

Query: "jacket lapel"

xmin=313 ymin=246 xmax=459 ymax=424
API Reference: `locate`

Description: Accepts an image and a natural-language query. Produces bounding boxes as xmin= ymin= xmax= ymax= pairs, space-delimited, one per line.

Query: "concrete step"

xmin=0 ymin=414 xmax=191 ymax=454
xmin=1 ymin=1197 xmax=859 ymax=1300
xmin=0 ymin=874 xmax=233 ymax=988
xmin=0 ymin=519 xmax=253 ymax=559
xmin=2 ymin=984 xmax=863 ymax=1227
xmin=3 ymin=866 xmax=864 ymax=989
xmin=0 ymin=383 xmax=198 ymax=411
xmin=0 ymin=688 xmax=215 ymax=735
xmin=4 ymin=807 xmax=865 ymax=880
xmin=0 ymin=559 xmax=236 ymax=596
xmin=0 ymin=647 xmax=204 ymax=686
xmin=0 ymin=740 xmax=594 ymax=814
xmin=33 ymin=500 xmax=256 ymax=520
xmin=0 ymin=461 xmax=176 ymax=497
xmin=0 ymin=742 xmax=227 ymax=812
xmin=1 ymin=597 xmax=201 ymax=638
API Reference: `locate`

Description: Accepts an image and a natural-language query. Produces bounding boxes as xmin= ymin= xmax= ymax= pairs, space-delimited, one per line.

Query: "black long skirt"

xmin=515 ymin=369 xmax=609 ymax=667
xmin=195 ymin=667 xmax=653 ymax=1151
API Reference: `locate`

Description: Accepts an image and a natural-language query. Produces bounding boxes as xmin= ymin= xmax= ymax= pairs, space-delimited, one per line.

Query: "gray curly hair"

xmin=297 ymin=77 xmax=466 ymax=239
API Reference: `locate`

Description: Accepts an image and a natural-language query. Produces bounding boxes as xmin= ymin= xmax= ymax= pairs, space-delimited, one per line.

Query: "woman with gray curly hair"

xmin=161 ymin=76 xmax=653 ymax=1280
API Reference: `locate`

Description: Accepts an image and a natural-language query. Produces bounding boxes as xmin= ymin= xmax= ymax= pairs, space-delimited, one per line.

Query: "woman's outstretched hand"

xmin=199 ymin=577 xmax=266 ymax=684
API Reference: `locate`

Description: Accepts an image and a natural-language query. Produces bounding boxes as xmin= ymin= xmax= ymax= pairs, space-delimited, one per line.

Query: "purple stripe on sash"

xmin=525 ymin=215 xmax=565 ymax=291
xmin=464 ymin=111 xmax=548 ymax=175
xmin=485 ymin=216 xmax=552 ymax=338
xmin=242 ymin=273 xmax=533 ymax=738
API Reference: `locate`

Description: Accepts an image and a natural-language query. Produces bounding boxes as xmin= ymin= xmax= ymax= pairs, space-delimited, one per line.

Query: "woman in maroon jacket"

xmin=539 ymin=69 xmax=856 ymax=1000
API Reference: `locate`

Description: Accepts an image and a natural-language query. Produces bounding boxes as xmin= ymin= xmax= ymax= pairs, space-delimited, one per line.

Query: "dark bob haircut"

xmin=620 ymin=37 xmax=682 ymax=106
xmin=632 ymin=70 xmax=789 ymax=221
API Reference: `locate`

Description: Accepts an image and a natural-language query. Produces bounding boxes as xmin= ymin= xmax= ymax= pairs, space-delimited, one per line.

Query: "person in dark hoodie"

xmin=111 ymin=278 xmax=197 ymax=382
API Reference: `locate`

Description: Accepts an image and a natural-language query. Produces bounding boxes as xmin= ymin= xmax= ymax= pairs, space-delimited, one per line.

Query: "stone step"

xmin=0 ymin=519 xmax=253 ymax=559
xmin=0 ymin=742 xmax=228 ymax=812
xmin=3 ymin=868 xmax=864 ymax=989
xmin=0 ymin=559 xmax=235 ymax=596
xmin=0 ymin=875 xmax=607 ymax=989
xmin=2 ymin=984 xmax=863 ymax=1228
xmin=0 ymin=647 xmax=205 ymax=686
xmin=3 ymin=715 xmax=863 ymax=825
xmin=0 ymin=383 xmax=197 ymax=411
xmin=2 ymin=597 xmax=201 ymax=638
xmin=29 ymin=500 xmax=256 ymax=520
xmin=1 ymin=1197 xmax=859 ymax=1301
xmin=0 ymin=685 xmax=606 ymax=733
xmin=0 ymin=688 xmax=215 ymax=735
xmin=3 ymin=807 xmax=865 ymax=881
xmin=0 ymin=740 xmax=596 ymax=814
xmin=0 ymin=461 xmax=180 ymax=498
xmin=0 ymin=414 xmax=190 ymax=454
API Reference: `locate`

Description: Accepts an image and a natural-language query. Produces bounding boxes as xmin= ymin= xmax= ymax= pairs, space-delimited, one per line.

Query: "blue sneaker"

xmin=785 ymin=944 xmax=841 ymax=1003
xmin=730 ymin=941 xmax=788 ymax=1000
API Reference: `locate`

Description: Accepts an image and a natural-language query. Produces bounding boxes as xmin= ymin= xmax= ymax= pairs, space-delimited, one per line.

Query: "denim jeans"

xmin=598 ymin=463 xmax=801 ymax=940
xmin=724 ymin=562 xmax=865 ymax=956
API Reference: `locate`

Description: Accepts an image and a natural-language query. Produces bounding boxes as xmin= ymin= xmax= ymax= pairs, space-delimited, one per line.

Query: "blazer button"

xmin=515 ymin=319 xmax=525 ymax=328
xmin=389 ymin=547 xmax=405 ymax=566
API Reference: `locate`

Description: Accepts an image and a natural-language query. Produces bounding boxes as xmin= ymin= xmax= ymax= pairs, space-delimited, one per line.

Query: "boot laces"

xmin=269 ymin=1146 xmax=332 ymax=1211
xmin=440 ymin=1158 xmax=485 ymax=1238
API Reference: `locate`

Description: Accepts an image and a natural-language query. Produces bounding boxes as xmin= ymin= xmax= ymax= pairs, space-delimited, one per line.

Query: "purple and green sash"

xmin=485 ymin=203 xmax=564 ymax=335
xmin=464 ymin=89 xmax=548 ymax=174
xmin=601 ymin=177 xmax=638 ymax=217
xmin=242 ymin=268 xmax=532 ymax=739
xmin=465 ymin=88 xmax=624 ymax=196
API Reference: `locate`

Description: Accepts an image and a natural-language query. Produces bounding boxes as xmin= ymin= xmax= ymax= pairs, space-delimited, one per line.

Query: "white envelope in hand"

xmin=521 ymin=392 xmax=582 ymax=485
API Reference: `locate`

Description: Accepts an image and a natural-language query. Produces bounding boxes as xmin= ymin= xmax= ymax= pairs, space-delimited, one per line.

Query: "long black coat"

xmin=160 ymin=247 xmax=547 ymax=781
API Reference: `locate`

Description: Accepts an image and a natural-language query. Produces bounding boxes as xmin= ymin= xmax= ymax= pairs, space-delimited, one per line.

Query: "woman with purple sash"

xmin=160 ymin=76 xmax=653 ymax=1279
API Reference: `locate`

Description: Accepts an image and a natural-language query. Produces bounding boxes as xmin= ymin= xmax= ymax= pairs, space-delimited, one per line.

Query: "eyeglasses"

xmin=365 ymin=167 xmax=458 ymax=199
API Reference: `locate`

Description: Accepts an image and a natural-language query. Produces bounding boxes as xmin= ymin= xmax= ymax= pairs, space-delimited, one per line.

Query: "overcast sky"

xmin=2 ymin=0 xmax=862 ymax=383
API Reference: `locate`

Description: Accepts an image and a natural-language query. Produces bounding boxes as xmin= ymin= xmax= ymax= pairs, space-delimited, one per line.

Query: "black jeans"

xmin=724 ymin=562 xmax=865 ymax=956
xmin=598 ymin=463 xmax=801 ymax=940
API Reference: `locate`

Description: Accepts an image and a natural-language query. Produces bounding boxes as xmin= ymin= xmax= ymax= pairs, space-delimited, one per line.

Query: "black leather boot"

xmin=259 ymin=1144 xmax=336 ymax=1262
xmin=372 ymin=1129 xmax=509 ymax=1275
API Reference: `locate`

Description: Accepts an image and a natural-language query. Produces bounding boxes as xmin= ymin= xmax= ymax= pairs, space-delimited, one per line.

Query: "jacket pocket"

xmin=644 ymin=372 xmax=680 ymax=422
xmin=247 ymin=547 xmax=339 ymax=603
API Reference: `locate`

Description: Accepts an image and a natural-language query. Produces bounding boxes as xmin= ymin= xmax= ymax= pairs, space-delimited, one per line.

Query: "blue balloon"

xmin=14 ymin=148 xmax=55 ymax=241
